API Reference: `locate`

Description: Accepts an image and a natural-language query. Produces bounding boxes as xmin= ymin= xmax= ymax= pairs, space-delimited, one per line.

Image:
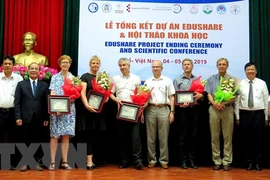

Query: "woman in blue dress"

xmin=48 ymin=55 xmax=75 ymax=170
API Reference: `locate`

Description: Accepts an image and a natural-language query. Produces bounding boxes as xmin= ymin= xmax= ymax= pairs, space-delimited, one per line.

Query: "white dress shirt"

xmin=145 ymin=75 xmax=175 ymax=105
xmin=29 ymin=78 xmax=38 ymax=95
xmin=234 ymin=78 xmax=269 ymax=120
xmin=0 ymin=72 xmax=23 ymax=108
xmin=111 ymin=73 xmax=141 ymax=102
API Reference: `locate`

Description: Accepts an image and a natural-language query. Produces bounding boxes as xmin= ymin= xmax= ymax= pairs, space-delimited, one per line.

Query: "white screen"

xmin=78 ymin=0 xmax=249 ymax=80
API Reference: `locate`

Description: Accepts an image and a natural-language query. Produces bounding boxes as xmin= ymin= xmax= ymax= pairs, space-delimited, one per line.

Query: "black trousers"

xmin=76 ymin=130 xmax=95 ymax=156
xmin=117 ymin=120 xmax=142 ymax=164
xmin=0 ymin=108 xmax=16 ymax=142
xmin=175 ymin=106 xmax=198 ymax=162
xmin=0 ymin=108 xmax=18 ymax=167
xmin=239 ymin=109 xmax=265 ymax=164
xmin=17 ymin=114 xmax=49 ymax=163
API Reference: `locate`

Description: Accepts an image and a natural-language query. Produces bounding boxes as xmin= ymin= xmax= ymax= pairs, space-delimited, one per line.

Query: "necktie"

xmin=33 ymin=81 xmax=37 ymax=96
xmin=248 ymin=81 xmax=254 ymax=108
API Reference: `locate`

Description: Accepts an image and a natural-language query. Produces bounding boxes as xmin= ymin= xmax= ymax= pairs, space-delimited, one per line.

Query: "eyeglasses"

xmin=61 ymin=61 xmax=70 ymax=64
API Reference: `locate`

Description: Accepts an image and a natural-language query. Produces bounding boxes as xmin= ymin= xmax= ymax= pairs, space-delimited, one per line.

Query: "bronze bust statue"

xmin=14 ymin=32 xmax=48 ymax=67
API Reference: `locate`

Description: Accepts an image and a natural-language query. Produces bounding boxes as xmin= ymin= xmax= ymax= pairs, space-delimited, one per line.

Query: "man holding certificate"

xmin=110 ymin=57 xmax=144 ymax=170
xmin=173 ymin=58 xmax=204 ymax=169
xmin=144 ymin=60 xmax=175 ymax=169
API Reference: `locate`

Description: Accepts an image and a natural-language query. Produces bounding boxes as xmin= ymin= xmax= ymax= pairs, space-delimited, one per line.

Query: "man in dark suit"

xmin=14 ymin=62 xmax=49 ymax=172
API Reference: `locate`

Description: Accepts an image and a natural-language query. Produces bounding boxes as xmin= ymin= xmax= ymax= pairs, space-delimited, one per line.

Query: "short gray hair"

xmin=118 ymin=57 xmax=130 ymax=66
xmin=217 ymin=58 xmax=229 ymax=66
xmin=182 ymin=58 xmax=193 ymax=66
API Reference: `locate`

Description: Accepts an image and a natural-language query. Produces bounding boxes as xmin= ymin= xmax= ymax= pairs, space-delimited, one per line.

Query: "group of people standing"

xmin=0 ymin=54 xmax=77 ymax=171
xmin=0 ymin=53 xmax=268 ymax=173
xmin=205 ymin=58 xmax=268 ymax=171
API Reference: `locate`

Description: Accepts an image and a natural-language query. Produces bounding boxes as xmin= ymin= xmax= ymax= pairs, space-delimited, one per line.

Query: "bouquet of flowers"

xmin=91 ymin=71 xmax=114 ymax=98
xmin=12 ymin=65 xmax=29 ymax=79
xmin=0 ymin=65 xmax=58 ymax=80
xmin=189 ymin=76 xmax=206 ymax=94
xmin=62 ymin=77 xmax=83 ymax=100
xmin=201 ymin=79 xmax=207 ymax=86
xmin=214 ymin=77 xmax=239 ymax=102
xmin=38 ymin=65 xmax=58 ymax=80
xmin=130 ymin=83 xmax=153 ymax=106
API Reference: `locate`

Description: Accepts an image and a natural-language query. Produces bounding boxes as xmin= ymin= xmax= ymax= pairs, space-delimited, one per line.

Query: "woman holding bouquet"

xmin=48 ymin=55 xmax=75 ymax=170
xmin=76 ymin=55 xmax=107 ymax=170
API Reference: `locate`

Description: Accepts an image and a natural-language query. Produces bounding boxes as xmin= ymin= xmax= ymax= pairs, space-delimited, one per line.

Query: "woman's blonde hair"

xmin=58 ymin=55 xmax=72 ymax=64
xmin=89 ymin=55 xmax=101 ymax=65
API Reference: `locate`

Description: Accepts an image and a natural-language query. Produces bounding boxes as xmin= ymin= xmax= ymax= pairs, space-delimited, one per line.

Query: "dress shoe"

xmin=119 ymin=163 xmax=128 ymax=169
xmin=161 ymin=164 xmax=168 ymax=169
xmin=255 ymin=164 xmax=261 ymax=171
xmin=36 ymin=165 xmax=43 ymax=171
xmin=223 ymin=165 xmax=231 ymax=171
xmin=10 ymin=166 xmax=16 ymax=170
xmin=39 ymin=164 xmax=47 ymax=169
xmin=148 ymin=163 xmax=156 ymax=168
xmin=87 ymin=164 xmax=96 ymax=170
xmin=213 ymin=164 xmax=221 ymax=170
xmin=180 ymin=162 xmax=188 ymax=169
xmin=246 ymin=163 xmax=253 ymax=171
xmin=20 ymin=165 xmax=28 ymax=172
xmin=135 ymin=163 xmax=144 ymax=170
xmin=189 ymin=161 xmax=198 ymax=169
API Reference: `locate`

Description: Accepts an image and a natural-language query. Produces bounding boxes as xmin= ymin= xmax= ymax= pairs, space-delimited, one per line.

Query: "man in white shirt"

xmin=144 ymin=60 xmax=175 ymax=169
xmin=0 ymin=54 xmax=23 ymax=170
xmin=234 ymin=62 xmax=269 ymax=171
xmin=110 ymin=57 xmax=143 ymax=170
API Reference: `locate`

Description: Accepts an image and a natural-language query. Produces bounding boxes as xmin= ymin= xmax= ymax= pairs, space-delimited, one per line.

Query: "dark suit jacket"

xmin=14 ymin=79 xmax=49 ymax=123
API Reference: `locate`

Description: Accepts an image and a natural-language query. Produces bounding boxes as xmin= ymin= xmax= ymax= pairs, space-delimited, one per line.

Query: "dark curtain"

xmin=63 ymin=0 xmax=80 ymax=76
xmin=0 ymin=0 xmax=4 ymax=59
xmin=2 ymin=0 xmax=64 ymax=69
xmin=250 ymin=0 xmax=270 ymax=87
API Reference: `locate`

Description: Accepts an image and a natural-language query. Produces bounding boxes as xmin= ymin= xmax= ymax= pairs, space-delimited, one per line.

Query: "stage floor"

xmin=0 ymin=164 xmax=269 ymax=180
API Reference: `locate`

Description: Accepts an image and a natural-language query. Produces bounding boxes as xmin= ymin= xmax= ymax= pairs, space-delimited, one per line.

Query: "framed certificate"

xmin=117 ymin=101 xmax=140 ymax=123
xmin=175 ymin=91 xmax=195 ymax=105
xmin=87 ymin=90 xmax=105 ymax=113
xmin=48 ymin=95 xmax=71 ymax=114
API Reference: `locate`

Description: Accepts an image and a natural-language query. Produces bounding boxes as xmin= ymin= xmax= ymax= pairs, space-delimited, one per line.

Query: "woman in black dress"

xmin=76 ymin=55 xmax=107 ymax=170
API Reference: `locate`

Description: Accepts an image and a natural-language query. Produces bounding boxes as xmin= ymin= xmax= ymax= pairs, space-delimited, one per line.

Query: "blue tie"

xmin=33 ymin=81 xmax=37 ymax=96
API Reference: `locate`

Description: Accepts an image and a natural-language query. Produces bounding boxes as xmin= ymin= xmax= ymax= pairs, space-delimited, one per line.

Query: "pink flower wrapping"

xmin=189 ymin=76 xmax=205 ymax=94
xmin=62 ymin=77 xmax=83 ymax=100
xmin=130 ymin=84 xmax=153 ymax=106
xmin=91 ymin=72 xmax=114 ymax=98
xmin=91 ymin=77 xmax=114 ymax=98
